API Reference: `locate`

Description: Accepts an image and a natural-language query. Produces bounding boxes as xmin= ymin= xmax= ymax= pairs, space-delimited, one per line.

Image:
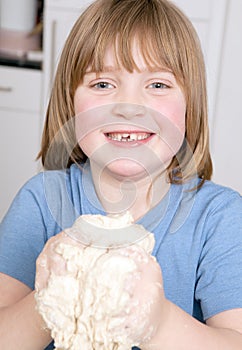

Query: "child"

xmin=0 ymin=0 xmax=242 ymax=349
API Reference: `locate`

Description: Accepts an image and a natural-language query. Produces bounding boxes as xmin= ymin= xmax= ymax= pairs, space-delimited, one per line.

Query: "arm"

xmin=0 ymin=172 xmax=74 ymax=349
xmin=0 ymin=272 xmax=52 ymax=350
xmin=0 ymin=231 xmax=76 ymax=350
xmin=146 ymin=191 xmax=242 ymax=349
xmin=144 ymin=300 xmax=242 ymax=350
xmin=119 ymin=247 xmax=242 ymax=350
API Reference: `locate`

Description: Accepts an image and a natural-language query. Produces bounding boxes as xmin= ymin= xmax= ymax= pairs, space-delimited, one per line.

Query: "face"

xmin=74 ymin=42 xmax=186 ymax=181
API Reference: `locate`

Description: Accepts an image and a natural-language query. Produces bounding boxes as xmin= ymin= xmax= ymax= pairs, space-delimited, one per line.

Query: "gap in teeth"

xmin=107 ymin=132 xmax=151 ymax=141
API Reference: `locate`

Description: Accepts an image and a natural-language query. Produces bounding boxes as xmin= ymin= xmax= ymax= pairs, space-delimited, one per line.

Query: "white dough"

xmin=35 ymin=213 xmax=155 ymax=350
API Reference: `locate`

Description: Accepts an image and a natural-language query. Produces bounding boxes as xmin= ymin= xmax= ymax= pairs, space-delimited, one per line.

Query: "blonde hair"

xmin=38 ymin=0 xmax=212 ymax=186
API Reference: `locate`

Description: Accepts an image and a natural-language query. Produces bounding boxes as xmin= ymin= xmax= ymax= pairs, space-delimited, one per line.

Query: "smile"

xmin=105 ymin=132 xmax=152 ymax=142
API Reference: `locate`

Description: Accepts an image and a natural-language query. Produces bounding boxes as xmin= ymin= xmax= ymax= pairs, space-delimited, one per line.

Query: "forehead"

xmin=105 ymin=42 xmax=149 ymax=69
xmin=92 ymin=37 xmax=171 ymax=73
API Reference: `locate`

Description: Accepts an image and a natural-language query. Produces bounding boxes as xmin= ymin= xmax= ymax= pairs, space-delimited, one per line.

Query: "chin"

xmin=106 ymin=159 xmax=150 ymax=180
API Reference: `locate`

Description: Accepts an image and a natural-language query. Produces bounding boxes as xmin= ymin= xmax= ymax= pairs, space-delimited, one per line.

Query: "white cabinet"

xmin=210 ymin=0 xmax=242 ymax=194
xmin=0 ymin=66 xmax=42 ymax=219
xmin=173 ymin=0 xmax=227 ymax=127
xmin=42 ymin=0 xmax=93 ymax=113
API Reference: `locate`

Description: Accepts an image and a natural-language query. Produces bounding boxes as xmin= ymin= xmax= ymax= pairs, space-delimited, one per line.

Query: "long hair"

xmin=38 ymin=0 xmax=212 ymax=186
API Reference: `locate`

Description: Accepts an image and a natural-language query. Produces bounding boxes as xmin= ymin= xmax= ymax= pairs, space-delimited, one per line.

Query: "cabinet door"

xmin=42 ymin=0 xmax=93 ymax=113
xmin=0 ymin=110 xmax=40 ymax=219
xmin=173 ymin=0 xmax=227 ymax=128
xmin=0 ymin=66 xmax=42 ymax=220
xmin=0 ymin=66 xmax=42 ymax=112
xmin=42 ymin=10 xmax=79 ymax=109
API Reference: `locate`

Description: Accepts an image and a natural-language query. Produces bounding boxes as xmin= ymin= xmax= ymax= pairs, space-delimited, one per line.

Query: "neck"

xmin=90 ymin=162 xmax=170 ymax=221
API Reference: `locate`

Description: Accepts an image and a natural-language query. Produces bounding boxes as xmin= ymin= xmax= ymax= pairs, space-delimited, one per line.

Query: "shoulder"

xmin=0 ymin=165 xmax=85 ymax=289
xmin=17 ymin=164 xmax=83 ymax=200
xmin=2 ymin=164 xmax=84 ymax=231
xmin=198 ymin=179 xmax=241 ymax=199
xmin=195 ymin=180 xmax=242 ymax=214
xmin=168 ymin=179 xmax=241 ymax=232
xmin=169 ymin=179 xmax=242 ymax=239
xmin=191 ymin=180 xmax=242 ymax=250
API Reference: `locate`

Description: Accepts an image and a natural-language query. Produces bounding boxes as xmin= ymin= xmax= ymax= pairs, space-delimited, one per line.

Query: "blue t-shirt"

xmin=1 ymin=162 xmax=242 ymax=350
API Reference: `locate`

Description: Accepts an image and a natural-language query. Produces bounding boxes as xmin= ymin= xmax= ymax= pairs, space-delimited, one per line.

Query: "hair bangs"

xmin=86 ymin=4 xmax=185 ymax=88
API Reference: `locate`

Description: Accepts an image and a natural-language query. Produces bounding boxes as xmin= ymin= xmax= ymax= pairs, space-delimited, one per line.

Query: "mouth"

xmin=105 ymin=132 xmax=153 ymax=143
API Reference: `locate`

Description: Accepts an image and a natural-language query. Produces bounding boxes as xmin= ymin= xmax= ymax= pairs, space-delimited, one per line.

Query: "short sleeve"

xmin=195 ymin=191 xmax=242 ymax=320
xmin=0 ymin=174 xmax=48 ymax=289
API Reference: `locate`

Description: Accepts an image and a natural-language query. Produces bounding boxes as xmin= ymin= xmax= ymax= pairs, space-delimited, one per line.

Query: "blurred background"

xmin=0 ymin=0 xmax=241 ymax=220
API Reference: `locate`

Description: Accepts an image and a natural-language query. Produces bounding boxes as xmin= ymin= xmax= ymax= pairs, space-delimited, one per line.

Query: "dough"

xmin=35 ymin=213 xmax=156 ymax=350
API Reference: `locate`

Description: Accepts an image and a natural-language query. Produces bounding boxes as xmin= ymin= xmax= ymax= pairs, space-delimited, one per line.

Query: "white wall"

xmin=211 ymin=0 xmax=242 ymax=194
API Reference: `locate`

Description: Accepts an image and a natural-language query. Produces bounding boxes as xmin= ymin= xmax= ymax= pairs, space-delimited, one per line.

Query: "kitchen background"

xmin=0 ymin=0 xmax=241 ymax=220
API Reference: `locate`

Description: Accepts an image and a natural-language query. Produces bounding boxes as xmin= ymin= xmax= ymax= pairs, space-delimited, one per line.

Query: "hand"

xmin=111 ymin=244 xmax=166 ymax=347
xmin=35 ymin=229 xmax=166 ymax=349
xmin=35 ymin=231 xmax=78 ymax=291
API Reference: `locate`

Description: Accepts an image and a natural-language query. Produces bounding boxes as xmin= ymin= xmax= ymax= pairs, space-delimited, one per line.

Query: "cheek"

xmin=152 ymin=96 xmax=186 ymax=159
xmin=77 ymin=133 xmax=95 ymax=157
xmin=170 ymin=107 xmax=186 ymax=137
xmin=74 ymin=94 xmax=92 ymax=115
xmin=74 ymin=87 xmax=107 ymax=115
xmin=153 ymin=100 xmax=186 ymax=134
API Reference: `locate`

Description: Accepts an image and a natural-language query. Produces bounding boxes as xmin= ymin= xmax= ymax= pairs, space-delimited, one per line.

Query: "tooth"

xmin=107 ymin=132 xmax=151 ymax=142
xmin=130 ymin=133 xmax=136 ymax=141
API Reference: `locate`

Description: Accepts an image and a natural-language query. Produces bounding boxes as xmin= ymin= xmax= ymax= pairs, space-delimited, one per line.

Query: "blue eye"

xmin=94 ymin=82 xmax=114 ymax=89
xmin=148 ymin=82 xmax=169 ymax=89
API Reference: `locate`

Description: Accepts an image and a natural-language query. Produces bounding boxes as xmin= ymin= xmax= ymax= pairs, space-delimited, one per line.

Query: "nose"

xmin=111 ymin=103 xmax=146 ymax=119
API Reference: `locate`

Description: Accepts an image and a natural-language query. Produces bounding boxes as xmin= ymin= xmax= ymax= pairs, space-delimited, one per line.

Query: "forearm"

xmin=144 ymin=300 xmax=242 ymax=350
xmin=0 ymin=290 xmax=52 ymax=350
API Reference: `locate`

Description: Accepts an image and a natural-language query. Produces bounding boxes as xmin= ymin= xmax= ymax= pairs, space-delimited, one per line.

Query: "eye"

xmin=147 ymin=82 xmax=169 ymax=89
xmin=92 ymin=81 xmax=115 ymax=89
